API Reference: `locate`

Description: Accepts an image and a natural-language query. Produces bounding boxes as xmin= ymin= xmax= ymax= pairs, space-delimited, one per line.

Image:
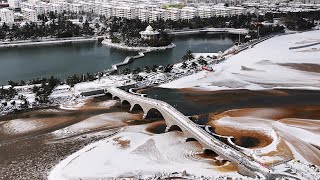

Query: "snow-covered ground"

xmin=2 ymin=118 xmax=44 ymax=135
xmin=160 ymin=30 xmax=320 ymax=90
xmin=48 ymin=125 xmax=246 ymax=180
xmin=213 ymin=116 xmax=320 ymax=164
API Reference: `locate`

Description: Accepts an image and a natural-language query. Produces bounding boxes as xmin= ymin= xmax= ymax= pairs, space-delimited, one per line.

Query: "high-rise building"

xmin=21 ymin=8 xmax=38 ymax=22
xmin=180 ymin=7 xmax=197 ymax=20
xmin=0 ymin=8 xmax=14 ymax=23
xmin=8 ymin=0 xmax=21 ymax=9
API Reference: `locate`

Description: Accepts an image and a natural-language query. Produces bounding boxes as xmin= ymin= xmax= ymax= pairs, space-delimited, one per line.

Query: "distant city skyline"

xmin=183 ymin=0 xmax=318 ymax=5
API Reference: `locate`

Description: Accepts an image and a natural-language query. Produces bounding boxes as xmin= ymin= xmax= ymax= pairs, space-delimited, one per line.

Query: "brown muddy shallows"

xmin=209 ymin=105 xmax=320 ymax=121
xmin=279 ymin=63 xmax=320 ymax=73
xmin=196 ymin=150 xmax=224 ymax=167
xmin=234 ymin=136 xmax=261 ymax=148
xmin=209 ymin=122 xmax=272 ymax=149
xmin=215 ymin=162 xmax=238 ymax=172
xmin=124 ymin=117 xmax=163 ymax=126
xmin=0 ymin=95 xmax=134 ymax=143
xmin=113 ymin=136 xmax=130 ymax=148
xmin=146 ymin=121 xmax=167 ymax=134
xmin=260 ymin=139 xmax=294 ymax=165
xmin=210 ymin=105 xmax=320 ymax=123
xmin=0 ymin=129 xmax=108 ymax=180
xmin=177 ymin=88 xmax=290 ymax=105
xmin=0 ymin=97 xmax=144 ymax=179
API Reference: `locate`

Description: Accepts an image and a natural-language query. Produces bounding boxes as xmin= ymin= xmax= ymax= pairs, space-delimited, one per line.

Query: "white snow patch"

xmin=160 ymin=30 xmax=320 ymax=91
xmin=48 ymin=131 xmax=245 ymax=179
xmin=2 ymin=119 xmax=44 ymax=134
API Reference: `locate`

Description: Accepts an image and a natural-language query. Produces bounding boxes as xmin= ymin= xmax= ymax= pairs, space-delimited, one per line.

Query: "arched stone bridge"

xmin=105 ymin=87 xmax=272 ymax=179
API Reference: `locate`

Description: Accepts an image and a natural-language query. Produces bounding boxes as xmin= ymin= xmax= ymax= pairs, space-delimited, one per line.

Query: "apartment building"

xmin=150 ymin=10 xmax=161 ymax=22
xmin=15 ymin=0 xmax=316 ymax=23
xmin=180 ymin=6 xmax=197 ymax=20
xmin=0 ymin=8 xmax=14 ymax=23
xmin=21 ymin=8 xmax=37 ymax=21
xmin=8 ymin=0 xmax=21 ymax=9
xmin=47 ymin=3 xmax=63 ymax=14
xmin=138 ymin=9 xmax=149 ymax=22
xmin=70 ymin=3 xmax=83 ymax=14
xmin=79 ymin=1 xmax=95 ymax=13
xmin=212 ymin=7 xmax=230 ymax=16
xmin=228 ymin=6 xmax=246 ymax=15
xmin=100 ymin=4 xmax=112 ymax=17
xmin=167 ymin=8 xmax=180 ymax=21
xmin=112 ymin=6 xmax=135 ymax=19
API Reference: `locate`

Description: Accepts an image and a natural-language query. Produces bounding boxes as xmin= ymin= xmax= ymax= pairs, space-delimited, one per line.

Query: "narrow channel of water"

xmin=142 ymin=88 xmax=320 ymax=118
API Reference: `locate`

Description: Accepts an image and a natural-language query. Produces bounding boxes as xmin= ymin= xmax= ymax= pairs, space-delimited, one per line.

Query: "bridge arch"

xmin=121 ymin=100 xmax=131 ymax=111
xmin=167 ymin=125 xmax=183 ymax=132
xmin=203 ymin=149 xmax=217 ymax=155
xmin=145 ymin=108 xmax=164 ymax=119
xmin=104 ymin=92 xmax=113 ymax=99
xmin=112 ymin=96 xmax=120 ymax=100
xmin=130 ymin=104 xmax=144 ymax=113
xmin=121 ymin=100 xmax=131 ymax=107
xmin=185 ymin=137 xmax=198 ymax=142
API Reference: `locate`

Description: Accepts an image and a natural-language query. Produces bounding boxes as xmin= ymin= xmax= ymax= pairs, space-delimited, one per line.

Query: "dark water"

xmin=124 ymin=33 xmax=235 ymax=69
xmin=0 ymin=42 xmax=133 ymax=85
xmin=234 ymin=136 xmax=260 ymax=148
xmin=0 ymin=33 xmax=236 ymax=85
xmin=142 ymin=88 xmax=320 ymax=121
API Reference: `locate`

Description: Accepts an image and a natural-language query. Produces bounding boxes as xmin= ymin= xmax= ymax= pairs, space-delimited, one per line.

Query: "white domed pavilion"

xmin=139 ymin=25 xmax=159 ymax=40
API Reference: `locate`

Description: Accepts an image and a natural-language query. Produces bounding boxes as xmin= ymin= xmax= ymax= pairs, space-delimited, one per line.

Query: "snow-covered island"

xmin=102 ymin=25 xmax=175 ymax=51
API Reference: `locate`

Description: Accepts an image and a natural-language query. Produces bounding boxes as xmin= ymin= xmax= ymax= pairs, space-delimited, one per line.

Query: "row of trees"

xmin=0 ymin=86 xmax=17 ymax=100
xmin=1 ymin=73 xmax=101 ymax=106
xmin=31 ymin=76 xmax=60 ymax=103
xmin=119 ymin=64 xmax=174 ymax=76
xmin=2 ymin=71 xmax=105 ymax=103
xmin=181 ymin=51 xmax=207 ymax=69
xmin=0 ymin=15 xmax=94 ymax=40
xmin=65 ymin=72 xmax=103 ymax=87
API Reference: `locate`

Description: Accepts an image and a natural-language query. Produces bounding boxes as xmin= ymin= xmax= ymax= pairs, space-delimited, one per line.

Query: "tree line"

xmin=0 ymin=71 xmax=103 ymax=105
xmin=0 ymin=13 xmax=94 ymax=41
xmin=106 ymin=10 xmax=319 ymax=43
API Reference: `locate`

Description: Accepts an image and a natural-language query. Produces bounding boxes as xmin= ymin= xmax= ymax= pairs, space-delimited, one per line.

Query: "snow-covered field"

xmin=48 ymin=125 xmax=246 ymax=180
xmin=160 ymin=30 xmax=320 ymax=90
xmin=2 ymin=118 xmax=44 ymax=135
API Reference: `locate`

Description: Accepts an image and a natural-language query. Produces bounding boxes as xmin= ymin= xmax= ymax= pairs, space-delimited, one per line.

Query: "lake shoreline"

xmin=0 ymin=36 xmax=105 ymax=48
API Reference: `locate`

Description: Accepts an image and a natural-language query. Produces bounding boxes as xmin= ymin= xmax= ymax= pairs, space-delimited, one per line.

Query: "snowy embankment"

xmin=160 ymin=30 xmax=320 ymax=91
xmin=101 ymin=39 xmax=176 ymax=51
